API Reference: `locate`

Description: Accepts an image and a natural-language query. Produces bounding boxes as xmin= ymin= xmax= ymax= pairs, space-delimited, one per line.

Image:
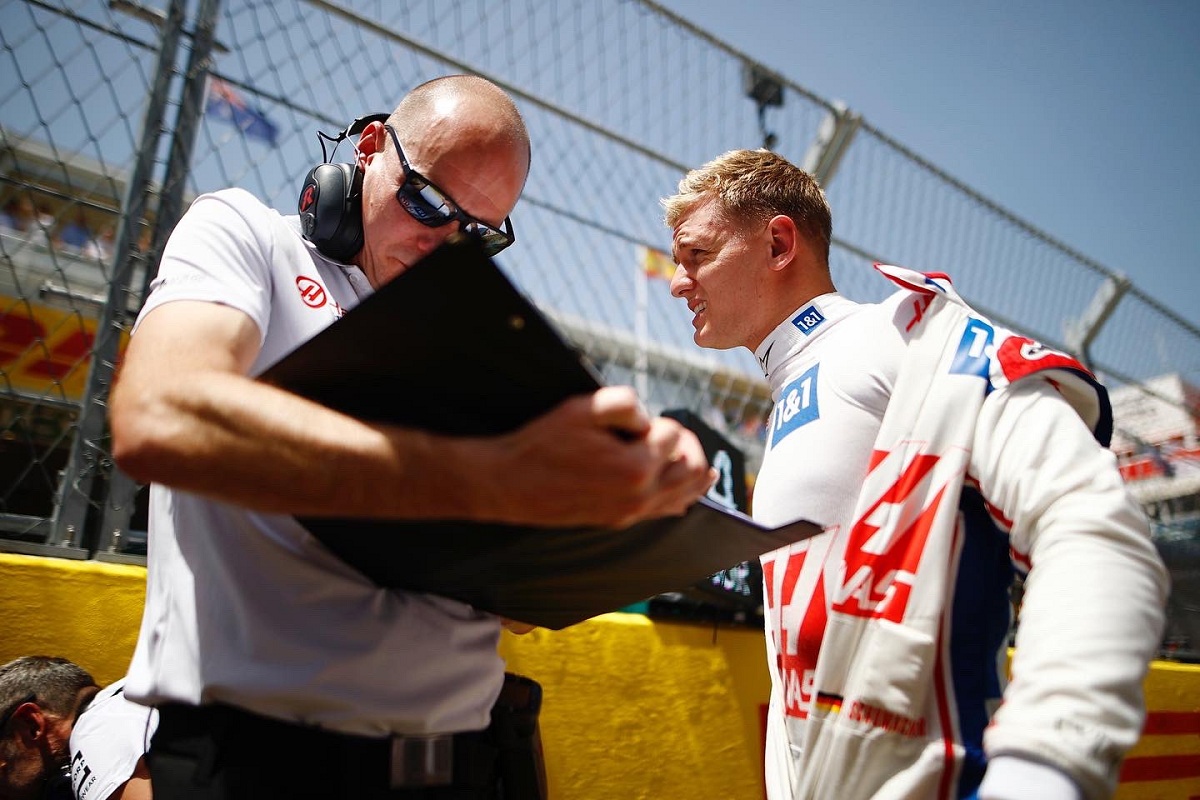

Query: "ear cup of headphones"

xmin=298 ymin=162 xmax=364 ymax=263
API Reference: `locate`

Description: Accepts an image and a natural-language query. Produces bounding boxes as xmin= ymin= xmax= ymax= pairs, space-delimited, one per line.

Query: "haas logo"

xmin=295 ymin=276 xmax=326 ymax=308
xmin=831 ymin=447 xmax=964 ymax=622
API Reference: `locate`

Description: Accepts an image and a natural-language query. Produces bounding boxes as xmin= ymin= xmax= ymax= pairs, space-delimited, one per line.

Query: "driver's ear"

xmin=766 ymin=214 xmax=798 ymax=270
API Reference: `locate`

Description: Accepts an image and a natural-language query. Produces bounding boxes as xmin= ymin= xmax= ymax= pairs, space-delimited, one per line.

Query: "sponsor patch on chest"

xmin=768 ymin=364 xmax=820 ymax=449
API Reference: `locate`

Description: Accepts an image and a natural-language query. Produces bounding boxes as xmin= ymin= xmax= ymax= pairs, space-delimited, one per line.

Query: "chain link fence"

xmin=1 ymin=0 xmax=1196 ymax=575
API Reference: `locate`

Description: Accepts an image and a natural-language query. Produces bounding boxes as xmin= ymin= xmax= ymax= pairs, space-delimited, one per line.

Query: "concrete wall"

xmin=2 ymin=553 xmax=1196 ymax=799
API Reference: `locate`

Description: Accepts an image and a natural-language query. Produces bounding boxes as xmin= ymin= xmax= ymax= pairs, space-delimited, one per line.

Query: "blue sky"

xmin=655 ymin=0 xmax=1200 ymax=326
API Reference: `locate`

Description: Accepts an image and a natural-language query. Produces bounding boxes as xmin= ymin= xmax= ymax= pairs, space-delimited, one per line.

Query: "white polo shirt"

xmin=70 ymin=680 xmax=157 ymax=800
xmin=124 ymin=189 xmax=505 ymax=736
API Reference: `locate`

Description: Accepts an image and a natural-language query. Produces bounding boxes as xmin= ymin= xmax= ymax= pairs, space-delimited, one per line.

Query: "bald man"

xmin=109 ymin=75 xmax=713 ymax=799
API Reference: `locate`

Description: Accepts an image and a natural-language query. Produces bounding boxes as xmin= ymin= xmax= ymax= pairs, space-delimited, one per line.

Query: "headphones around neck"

xmin=298 ymin=113 xmax=389 ymax=263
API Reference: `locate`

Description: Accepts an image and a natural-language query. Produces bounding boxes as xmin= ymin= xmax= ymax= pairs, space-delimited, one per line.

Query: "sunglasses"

xmin=384 ymin=124 xmax=515 ymax=257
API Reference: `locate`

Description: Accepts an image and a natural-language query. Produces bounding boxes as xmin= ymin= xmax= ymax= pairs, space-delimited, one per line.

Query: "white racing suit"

xmin=752 ymin=265 xmax=1167 ymax=799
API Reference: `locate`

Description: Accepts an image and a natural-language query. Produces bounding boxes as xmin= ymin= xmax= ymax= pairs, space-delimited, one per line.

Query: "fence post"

xmin=1064 ymin=273 xmax=1131 ymax=370
xmin=801 ymin=101 xmax=861 ymax=187
xmin=50 ymin=0 xmax=191 ymax=554
xmin=95 ymin=0 xmax=226 ymax=561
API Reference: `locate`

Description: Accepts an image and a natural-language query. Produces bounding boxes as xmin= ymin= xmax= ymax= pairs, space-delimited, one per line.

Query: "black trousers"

xmin=148 ymin=677 xmax=546 ymax=800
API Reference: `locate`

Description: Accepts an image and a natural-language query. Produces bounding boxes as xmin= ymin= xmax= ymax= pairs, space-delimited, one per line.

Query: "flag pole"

xmin=635 ymin=246 xmax=650 ymax=400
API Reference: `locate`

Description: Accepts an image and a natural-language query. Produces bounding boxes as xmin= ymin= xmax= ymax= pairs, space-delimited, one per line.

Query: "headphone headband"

xmin=344 ymin=112 xmax=390 ymax=138
xmin=315 ymin=112 xmax=390 ymax=163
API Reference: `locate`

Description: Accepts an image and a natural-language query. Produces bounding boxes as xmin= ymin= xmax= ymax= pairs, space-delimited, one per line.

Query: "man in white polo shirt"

xmin=69 ymin=677 xmax=156 ymax=800
xmin=108 ymin=74 xmax=713 ymax=799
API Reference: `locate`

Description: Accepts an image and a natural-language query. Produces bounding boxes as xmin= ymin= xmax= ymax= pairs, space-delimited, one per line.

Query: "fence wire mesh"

xmin=0 ymin=0 xmax=1196 ymax=565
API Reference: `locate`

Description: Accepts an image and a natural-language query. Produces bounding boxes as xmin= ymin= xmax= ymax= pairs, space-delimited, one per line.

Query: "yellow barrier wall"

xmin=1 ymin=553 xmax=146 ymax=684
xmin=2 ymin=553 xmax=1197 ymax=799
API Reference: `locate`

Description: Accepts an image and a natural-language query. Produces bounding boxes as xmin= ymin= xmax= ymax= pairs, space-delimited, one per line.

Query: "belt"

xmin=150 ymin=674 xmax=544 ymax=799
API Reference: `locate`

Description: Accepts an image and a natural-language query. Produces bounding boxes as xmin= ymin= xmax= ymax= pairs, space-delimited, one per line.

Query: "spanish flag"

xmin=639 ymin=245 xmax=677 ymax=281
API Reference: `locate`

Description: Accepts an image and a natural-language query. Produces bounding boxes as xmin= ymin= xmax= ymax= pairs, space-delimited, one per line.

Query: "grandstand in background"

xmin=1111 ymin=374 xmax=1200 ymax=661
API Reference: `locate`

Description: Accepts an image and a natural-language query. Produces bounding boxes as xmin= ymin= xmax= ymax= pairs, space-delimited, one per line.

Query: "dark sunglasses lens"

xmin=480 ymin=237 xmax=507 ymax=257
xmin=463 ymin=222 xmax=511 ymax=256
xmin=397 ymin=186 xmax=453 ymax=227
xmin=415 ymin=183 xmax=455 ymax=219
xmin=396 ymin=175 xmax=512 ymax=255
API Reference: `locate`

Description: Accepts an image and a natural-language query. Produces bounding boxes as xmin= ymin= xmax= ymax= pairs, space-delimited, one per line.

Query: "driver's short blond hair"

xmin=662 ymin=149 xmax=832 ymax=264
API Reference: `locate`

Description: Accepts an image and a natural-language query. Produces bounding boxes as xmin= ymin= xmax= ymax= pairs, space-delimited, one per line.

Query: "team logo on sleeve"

xmin=950 ymin=318 xmax=994 ymax=378
xmin=996 ymin=336 xmax=1089 ymax=382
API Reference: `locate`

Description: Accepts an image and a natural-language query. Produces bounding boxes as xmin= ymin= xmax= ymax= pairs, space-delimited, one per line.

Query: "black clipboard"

xmin=260 ymin=235 xmax=821 ymax=629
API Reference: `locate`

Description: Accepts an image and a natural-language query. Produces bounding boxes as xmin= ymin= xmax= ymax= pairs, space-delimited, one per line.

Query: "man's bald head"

xmin=353 ymin=74 xmax=532 ymax=287
xmin=389 ymin=74 xmax=531 ymax=194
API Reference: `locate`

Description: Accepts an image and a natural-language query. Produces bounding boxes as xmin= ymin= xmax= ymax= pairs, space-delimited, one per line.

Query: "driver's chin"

xmin=695 ymin=327 xmax=731 ymax=351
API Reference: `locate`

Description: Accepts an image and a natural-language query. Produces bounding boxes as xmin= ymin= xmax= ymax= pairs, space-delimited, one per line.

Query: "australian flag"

xmin=205 ymin=76 xmax=279 ymax=146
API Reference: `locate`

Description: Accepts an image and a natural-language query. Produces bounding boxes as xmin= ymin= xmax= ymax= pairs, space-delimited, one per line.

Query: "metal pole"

xmin=1064 ymin=273 xmax=1131 ymax=370
xmin=96 ymin=0 xmax=225 ymax=561
xmin=141 ymin=0 xmax=224 ymax=304
xmin=801 ymin=102 xmax=862 ymax=187
xmin=50 ymin=0 xmax=190 ymax=553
